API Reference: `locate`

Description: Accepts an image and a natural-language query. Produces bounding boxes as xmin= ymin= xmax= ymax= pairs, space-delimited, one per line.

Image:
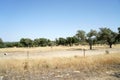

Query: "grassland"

xmin=0 ymin=45 xmax=120 ymax=80
xmin=0 ymin=44 xmax=120 ymax=53
xmin=0 ymin=53 xmax=120 ymax=80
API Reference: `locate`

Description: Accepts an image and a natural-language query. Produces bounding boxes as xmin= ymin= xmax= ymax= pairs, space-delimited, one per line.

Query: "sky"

xmin=0 ymin=0 xmax=120 ymax=42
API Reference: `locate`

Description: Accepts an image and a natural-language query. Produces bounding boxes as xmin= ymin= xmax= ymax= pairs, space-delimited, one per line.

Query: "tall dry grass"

xmin=0 ymin=53 xmax=120 ymax=73
xmin=0 ymin=45 xmax=120 ymax=79
xmin=0 ymin=52 xmax=120 ymax=80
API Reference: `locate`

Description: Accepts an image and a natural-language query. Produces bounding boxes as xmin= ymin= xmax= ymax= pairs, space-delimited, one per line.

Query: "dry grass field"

xmin=0 ymin=45 xmax=120 ymax=80
xmin=0 ymin=46 xmax=84 ymax=53
xmin=0 ymin=44 xmax=120 ymax=53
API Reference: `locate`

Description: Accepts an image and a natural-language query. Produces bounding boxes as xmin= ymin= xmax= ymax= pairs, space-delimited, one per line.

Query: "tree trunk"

xmin=90 ymin=44 xmax=92 ymax=50
xmin=109 ymin=44 xmax=112 ymax=48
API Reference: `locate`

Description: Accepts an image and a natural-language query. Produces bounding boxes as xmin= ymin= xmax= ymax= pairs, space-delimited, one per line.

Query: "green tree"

xmin=76 ymin=30 xmax=86 ymax=42
xmin=34 ymin=38 xmax=40 ymax=47
xmin=20 ymin=38 xmax=33 ymax=47
xmin=55 ymin=37 xmax=66 ymax=46
xmin=66 ymin=37 xmax=73 ymax=46
xmin=34 ymin=38 xmax=50 ymax=47
xmin=72 ymin=36 xmax=80 ymax=44
xmin=0 ymin=38 xmax=4 ymax=48
xmin=4 ymin=42 xmax=19 ymax=47
xmin=87 ymin=30 xmax=97 ymax=50
xmin=115 ymin=27 xmax=120 ymax=42
xmin=118 ymin=27 xmax=120 ymax=34
xmin=98 ymin=28 xmax=117 ymax=48
xmin=66 ymin=36 xmax=79 ymax=46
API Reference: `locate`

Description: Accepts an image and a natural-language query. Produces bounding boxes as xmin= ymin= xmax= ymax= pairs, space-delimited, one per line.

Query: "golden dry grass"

xmin=0 ymin=44 xmax=120 ymax=53
xmin=0 ymin=52 xmax=120 ymax=74
xmin=0 ymin=45 xmax=120 ymax=79
xmin=0 ymin=52 xmax=120 ymax=80
xmin=0 ymin=46 xmax=81 ymax=53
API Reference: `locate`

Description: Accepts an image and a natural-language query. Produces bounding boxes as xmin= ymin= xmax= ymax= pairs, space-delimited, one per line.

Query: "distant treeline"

xmin=0 ymin=27 xmax=120 ymax=49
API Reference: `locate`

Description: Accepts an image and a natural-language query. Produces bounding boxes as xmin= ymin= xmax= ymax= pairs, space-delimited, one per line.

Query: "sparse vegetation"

xmin=0 ymin=52 xmax=120 ymax=80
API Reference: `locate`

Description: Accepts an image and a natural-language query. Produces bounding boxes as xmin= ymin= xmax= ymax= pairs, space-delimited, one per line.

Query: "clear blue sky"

xmin=0 ymin=0 xmax=120 ymax=42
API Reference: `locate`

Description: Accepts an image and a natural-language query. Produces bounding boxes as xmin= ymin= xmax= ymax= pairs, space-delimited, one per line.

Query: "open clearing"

xmin=0 ymin=48 xmax=120 ymax=59
xmin=0 ymin=45 xmax=120 ymax=59
xmin=0 ymin=45 xmax=120 ymax=80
